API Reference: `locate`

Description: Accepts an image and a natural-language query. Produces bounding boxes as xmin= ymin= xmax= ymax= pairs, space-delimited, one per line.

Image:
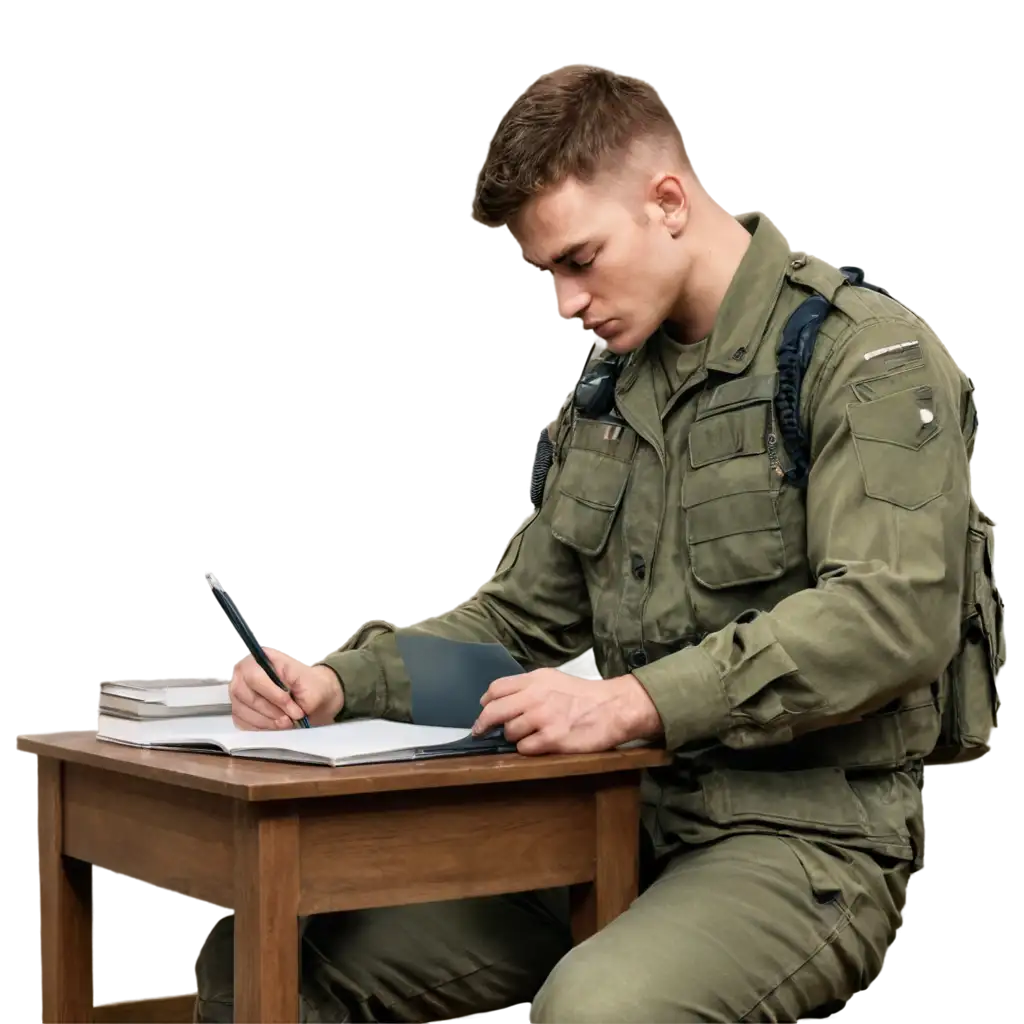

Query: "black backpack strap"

xmin=775 ymin=292 xmax=832 ymax=488
xmin=837 ymin=265 xmax=891 ymax=296
xmin=775 ymin=266 xmax=887 ymax=488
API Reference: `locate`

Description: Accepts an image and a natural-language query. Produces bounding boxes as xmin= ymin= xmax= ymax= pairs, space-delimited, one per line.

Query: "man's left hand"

xmin=471 ymin=668 xmax=664 ymax=755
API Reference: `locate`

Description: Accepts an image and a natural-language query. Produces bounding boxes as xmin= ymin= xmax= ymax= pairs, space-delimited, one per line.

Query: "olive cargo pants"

xmin=195 ymin=832 xmax=909 ymax=1022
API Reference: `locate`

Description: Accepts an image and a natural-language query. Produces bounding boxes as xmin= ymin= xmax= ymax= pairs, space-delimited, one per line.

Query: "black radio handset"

xmin=573 ymin=351 xmax=624 ymax=420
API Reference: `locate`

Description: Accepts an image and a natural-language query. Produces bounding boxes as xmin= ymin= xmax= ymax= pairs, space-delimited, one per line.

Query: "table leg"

xmin=233 ymin=803 xmax=300 ymax=1023
xmin=38 ymin=757 xmax=93 ymax=1023
xmin=570 ymin=773 xmax=639 ymax=944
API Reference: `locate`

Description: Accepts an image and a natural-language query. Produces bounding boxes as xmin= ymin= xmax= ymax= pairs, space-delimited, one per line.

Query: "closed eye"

xmin=569 ymin=250 xmax=598 ymax=270
xmin=530 ymin=249 xmax=599 ymax=272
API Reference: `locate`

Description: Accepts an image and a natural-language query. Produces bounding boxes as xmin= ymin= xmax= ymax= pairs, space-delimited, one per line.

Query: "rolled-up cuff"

xmin=631 ymin=644 xmax=730 ymax=750
xmin=315 ymin=648 xmax=386 ymax=721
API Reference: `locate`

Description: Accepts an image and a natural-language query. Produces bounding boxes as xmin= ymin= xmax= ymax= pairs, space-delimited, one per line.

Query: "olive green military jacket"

xmin=318 ymin=213 xmax=979 ymax=868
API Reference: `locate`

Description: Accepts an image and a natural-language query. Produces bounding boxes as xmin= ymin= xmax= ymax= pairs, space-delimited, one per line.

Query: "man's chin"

xmin=603 ymin=326 xmax=650 ymax=356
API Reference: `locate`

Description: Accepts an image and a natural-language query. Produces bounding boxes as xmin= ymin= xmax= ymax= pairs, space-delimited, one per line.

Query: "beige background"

xmin=2 ymin=4 xmax=1024 ymax=1019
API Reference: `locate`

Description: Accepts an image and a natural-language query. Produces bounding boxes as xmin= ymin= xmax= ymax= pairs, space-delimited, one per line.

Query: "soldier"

xmin=195 ymin=65 xmax=1004 ymax=1021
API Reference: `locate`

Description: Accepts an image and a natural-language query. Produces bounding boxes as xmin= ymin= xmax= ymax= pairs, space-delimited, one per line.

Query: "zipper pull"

xmin=766 ymin=432 xmax=784 ymax=478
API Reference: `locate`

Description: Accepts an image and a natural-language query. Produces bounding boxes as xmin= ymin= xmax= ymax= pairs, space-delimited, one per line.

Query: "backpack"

xmin=776 ymin=267 xmax=1006 ymax=765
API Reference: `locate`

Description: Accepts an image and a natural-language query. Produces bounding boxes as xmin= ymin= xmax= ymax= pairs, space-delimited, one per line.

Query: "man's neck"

xmin=665 ymin=207 xmax=752 ymax=344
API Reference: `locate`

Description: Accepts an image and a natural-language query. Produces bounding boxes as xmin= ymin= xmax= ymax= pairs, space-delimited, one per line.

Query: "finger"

xmin=481 ymin=673 xmax=530 ymax=705
xmin=516 ymin=731 xmax=557 ymax=755
xmin=232 ymin=706 xmax=290 ymax=731
xmin=231 ymin=700 xmax=290 ymax=731
xmin=516 ymin=724 xmax=573 ymax=755
xmin=242 ymin=663 xmax=295 ymax=712
xmin=230 ymin=667 xmax=291 ymax=725
xmin=257 ymin=663 xmax=307 ymax=720
xmin=473 ymin=690 xmax=533 ymax=734
xmin=230 ymin=675 xmax=292 ymax=722
xmin=500 ymin=710 xmax=542 ymax=744
xmin=282 ymin=700 xmax=308 ymax=721
xmin=518 ymin=719 xmax=608 ymax=756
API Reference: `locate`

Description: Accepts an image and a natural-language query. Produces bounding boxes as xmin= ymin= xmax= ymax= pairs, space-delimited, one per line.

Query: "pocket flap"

xmin=701 ymin=767 xmax=872 ymax=834
xmin=687 ymin=489 xmax=779 ymax=544
xmin=689 ymin=404 xmax=769 ymax=468
xmin=847 ymin=386 xmax=941 ymax=451
xmin=696 ymin=373 xmax=777 ymax=418
xmin=550 ymin=439 xmax=634 ymax=557
xmin=557 ymin=448 xmax=633 ymax=508
xmin=970 ymin=516 xmax=1006 ymax=677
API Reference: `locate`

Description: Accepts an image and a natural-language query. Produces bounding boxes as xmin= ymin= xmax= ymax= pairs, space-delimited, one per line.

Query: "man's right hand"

xmin=228 ymin=648 xmax=343 ymax=730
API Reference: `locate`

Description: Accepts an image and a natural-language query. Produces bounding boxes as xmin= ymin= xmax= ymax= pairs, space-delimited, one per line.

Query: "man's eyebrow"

xmin=523 ymin=242 xmax=589 ymax=269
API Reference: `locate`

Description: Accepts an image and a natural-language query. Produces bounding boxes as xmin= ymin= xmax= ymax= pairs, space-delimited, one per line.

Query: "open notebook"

xmin=96 ymin=634 xmax=528 ymax=766
xmin=97 ymin=713 xmax=515 ymax=766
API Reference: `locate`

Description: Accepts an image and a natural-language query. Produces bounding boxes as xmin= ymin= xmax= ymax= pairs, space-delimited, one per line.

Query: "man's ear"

xmin=652 ymin=173 xmax=689 ymax=237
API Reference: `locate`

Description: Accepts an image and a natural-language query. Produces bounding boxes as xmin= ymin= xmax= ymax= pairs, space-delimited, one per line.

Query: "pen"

xmin=205 ymin=572 xmax=311 ymax=729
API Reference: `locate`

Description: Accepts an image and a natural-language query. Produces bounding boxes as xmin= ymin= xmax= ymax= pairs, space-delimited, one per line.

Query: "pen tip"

xmin=202 ymin=569 xmax=225 ymax=593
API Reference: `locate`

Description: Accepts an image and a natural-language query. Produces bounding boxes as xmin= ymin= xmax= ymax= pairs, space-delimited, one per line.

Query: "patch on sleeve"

xmin=860 ymin=337 xmax=925 ymax=374
xmin=862 ymin=339 xmax=920 ymax=362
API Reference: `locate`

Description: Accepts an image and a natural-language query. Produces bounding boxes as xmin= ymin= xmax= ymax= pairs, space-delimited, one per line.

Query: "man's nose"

xmin=554 ymin=276 xmax=589 ymax=321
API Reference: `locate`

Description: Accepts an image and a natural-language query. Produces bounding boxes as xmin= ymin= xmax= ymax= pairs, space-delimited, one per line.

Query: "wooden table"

xmin=18 ymin=731 xmax=670 ymax=1023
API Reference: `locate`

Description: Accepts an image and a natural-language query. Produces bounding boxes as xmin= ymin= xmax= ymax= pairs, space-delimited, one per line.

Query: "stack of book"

xmin=99 ymin=677 xmax=232 ymax=722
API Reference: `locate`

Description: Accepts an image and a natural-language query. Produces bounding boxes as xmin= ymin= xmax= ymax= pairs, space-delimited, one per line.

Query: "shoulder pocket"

xmin=550 ymin=417 xmax=636 ymax=557
xmin=847 ymin=386 xmax=947 ymax=510
xmin=929 ymin=505 xmax=1006 ymax=764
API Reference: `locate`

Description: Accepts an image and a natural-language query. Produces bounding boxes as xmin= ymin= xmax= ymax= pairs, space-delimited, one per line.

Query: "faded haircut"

xmin=472 ymin=65 xmax=689 ymax=228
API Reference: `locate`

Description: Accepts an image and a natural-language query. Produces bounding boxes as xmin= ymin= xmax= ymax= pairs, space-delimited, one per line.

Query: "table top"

xmin=17 ymin=731 xmax=672 ymax=802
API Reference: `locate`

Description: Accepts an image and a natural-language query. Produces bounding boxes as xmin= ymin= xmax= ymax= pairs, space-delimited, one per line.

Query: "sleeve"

xmin=631 ymin=318 xmax=972 ymax=752
xmin=314 ymin=402 xmax=594 ymax=722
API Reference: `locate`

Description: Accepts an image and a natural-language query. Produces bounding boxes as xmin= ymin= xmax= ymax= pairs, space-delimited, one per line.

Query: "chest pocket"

xmin=550 ymin=416 xmax=637 ymax=557
xmin=682 ymin=373 xmax=787 ymax=589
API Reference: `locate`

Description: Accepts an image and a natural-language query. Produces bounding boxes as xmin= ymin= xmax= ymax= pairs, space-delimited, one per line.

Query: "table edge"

xmin=17 ymin=731 xmax=672 ymax=801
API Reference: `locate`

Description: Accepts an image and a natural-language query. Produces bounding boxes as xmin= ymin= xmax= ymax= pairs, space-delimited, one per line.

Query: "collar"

xmin=702 ymin=211 xmax=792 ymax=375
xmin=618 ymin=211 xmax=792 ymax=395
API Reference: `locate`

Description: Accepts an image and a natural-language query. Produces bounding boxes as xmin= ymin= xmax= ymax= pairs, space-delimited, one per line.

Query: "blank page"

xmin=98 ymin=714 xmax=472 ymax=761
xmin=229 ymin=719 xmax=473 ymax=759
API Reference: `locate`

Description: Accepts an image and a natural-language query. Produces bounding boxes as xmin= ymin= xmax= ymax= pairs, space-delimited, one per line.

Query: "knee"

xmin=530 ymin=950 xmax=642 ymax=1024
xmin=194 ymin=915 xmax=235 ymax=1022
xmin=530 ymin=946 xmax=726 ymax=1024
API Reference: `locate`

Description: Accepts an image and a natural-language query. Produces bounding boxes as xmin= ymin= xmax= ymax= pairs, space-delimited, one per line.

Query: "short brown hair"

xmin=472 ymin=65 xmax=687 ymax=228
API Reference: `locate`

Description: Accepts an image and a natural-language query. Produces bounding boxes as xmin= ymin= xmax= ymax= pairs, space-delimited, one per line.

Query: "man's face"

xmin=509 ymin=171 xmax=687 ymax=355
